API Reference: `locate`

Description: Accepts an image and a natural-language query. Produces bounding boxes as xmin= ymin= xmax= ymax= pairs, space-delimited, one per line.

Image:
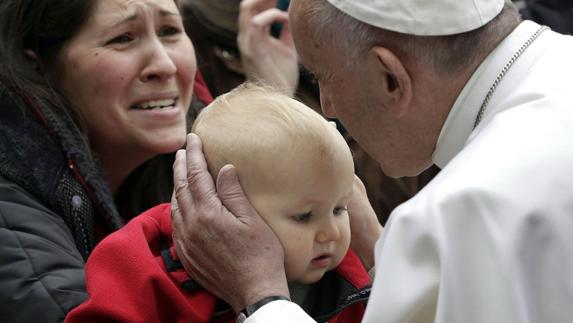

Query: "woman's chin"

xmin=155 ymin=138 xmax=187 ymax=154
xmin=146 ymin=130 xmax=188 ymax=155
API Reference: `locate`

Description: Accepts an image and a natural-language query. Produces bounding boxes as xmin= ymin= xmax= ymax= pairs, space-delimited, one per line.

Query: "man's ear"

xmin=368 ymin=46 xmax=412 ymax=116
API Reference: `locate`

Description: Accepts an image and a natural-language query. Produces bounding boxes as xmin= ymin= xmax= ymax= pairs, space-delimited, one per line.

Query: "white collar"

xmin=432 ymin=20 xmax=543 ymax=169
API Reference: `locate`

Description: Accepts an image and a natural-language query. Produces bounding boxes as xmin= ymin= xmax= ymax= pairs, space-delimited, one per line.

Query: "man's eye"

xmin=292 ymin=212 xmax=312 ymax=222
xmin=159 ymin=26 xmax=181 ymax=37
xmin=333 ymin=207 xmax=348 ymax=216
xmin=107 ymin=34 xmax=133 ymax=45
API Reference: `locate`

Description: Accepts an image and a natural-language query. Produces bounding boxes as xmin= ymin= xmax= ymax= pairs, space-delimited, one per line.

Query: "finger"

xmin=251 ymin=9 xmax=289 ymax=37
xmin=172 ymin=149 xmax=188 ymax=194
xmin=278 ymin=19 xmax=295 ymax=47
xmin=241 ymin=0 xmax=277 ymax=12
xmin=239 ymin=0 xmax=277 ymax=32
xmin=172 ymin=149 xmax=191 ymax=225
xmin=172 ymin=238 xmax=229 ymax=302
xmin=353 ymin=174 xmax=367 ymax=193
xmin=216 ymin=164 xmax=259 ymax=223
xmin=170 ymin=192 xmax=178 ymax=220
xmin=185 ymin=133 xmax=219 ymax=208
xmin=239 ymin=0 xmax=277 ymax=20
xmin=171 ymin=237 xmax=211 ymax=290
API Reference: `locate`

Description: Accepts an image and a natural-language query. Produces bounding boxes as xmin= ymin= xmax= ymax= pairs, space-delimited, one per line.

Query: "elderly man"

xmin=172 ymin=0 xmax=573 ymax=322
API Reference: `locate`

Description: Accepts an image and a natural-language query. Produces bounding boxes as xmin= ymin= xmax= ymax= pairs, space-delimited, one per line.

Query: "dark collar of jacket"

xmin=0 ymin=80 xmax=123 ymax=259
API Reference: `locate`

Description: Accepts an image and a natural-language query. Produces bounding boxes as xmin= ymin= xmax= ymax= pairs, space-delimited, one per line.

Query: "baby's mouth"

xmin=313 ymin=255 xmax=330 ymax=261
xmin=311 ymin=254 xmax=332 ymax=267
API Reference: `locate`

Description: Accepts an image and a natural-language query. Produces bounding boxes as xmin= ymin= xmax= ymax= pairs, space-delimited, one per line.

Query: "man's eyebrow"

xmin=159 ymin=9 xmax=180 ymax=17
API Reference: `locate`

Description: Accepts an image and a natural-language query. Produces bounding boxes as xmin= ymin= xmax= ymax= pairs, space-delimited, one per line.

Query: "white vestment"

xmin=247 ymin=20 xmax=573 ymax=323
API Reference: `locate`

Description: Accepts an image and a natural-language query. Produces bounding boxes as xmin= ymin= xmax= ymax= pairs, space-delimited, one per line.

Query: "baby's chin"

xmin=287 ymin=257 xmax=344 ymax=284
xmin=289 ymin=267 xmax=333 ymax=285
xmin=289 ymin=273 xmax=326 ymax=285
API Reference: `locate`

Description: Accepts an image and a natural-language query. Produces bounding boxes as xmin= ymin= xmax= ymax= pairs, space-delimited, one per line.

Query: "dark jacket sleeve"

xmin=0 ymin=177 xmax=87 ymax=323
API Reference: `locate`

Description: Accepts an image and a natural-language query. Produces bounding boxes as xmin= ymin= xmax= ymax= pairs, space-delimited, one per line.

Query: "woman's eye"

xmin=159 ymin=26 xmax=181 ymax=37
xmin=107 ymin=34 xmax=133 ymax=45
xmin=333 ymin=207 xmax=348 ymax=216
xmin=292 ymin=212 xmax=312 ymax=222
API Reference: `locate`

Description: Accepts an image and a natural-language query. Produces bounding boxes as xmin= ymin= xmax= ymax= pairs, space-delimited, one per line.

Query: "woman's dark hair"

xmin=0 ymin=0 xmax=199 ymax=219
xmin=0 ymin=0 xmax=95 ymax=110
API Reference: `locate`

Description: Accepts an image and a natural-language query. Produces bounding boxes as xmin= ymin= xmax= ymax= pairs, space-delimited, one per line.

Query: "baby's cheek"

xmin=283 ymin=252 xmax=305 ymax=282
xmin=333 ymin=231 xmax=352 ymax=268
xmin=340 ymin=224 xmax=352 ymax=250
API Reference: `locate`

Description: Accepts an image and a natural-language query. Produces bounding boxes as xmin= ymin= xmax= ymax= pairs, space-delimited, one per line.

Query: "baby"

xmin=193 ymin=83 xmax=355 ymax=285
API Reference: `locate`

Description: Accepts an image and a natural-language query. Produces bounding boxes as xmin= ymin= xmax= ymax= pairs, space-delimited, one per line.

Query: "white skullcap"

xmin=326 ymin=0 xmax=505 ymax=36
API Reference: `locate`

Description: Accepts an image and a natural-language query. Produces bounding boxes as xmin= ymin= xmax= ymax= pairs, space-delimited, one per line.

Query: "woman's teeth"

xmin=136 ymin=99 xmax=176 ymax=110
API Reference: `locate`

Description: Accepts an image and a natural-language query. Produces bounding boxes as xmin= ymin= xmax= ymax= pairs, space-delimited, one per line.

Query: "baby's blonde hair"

xmin=192 ymin=83 xmax=352 ymax=194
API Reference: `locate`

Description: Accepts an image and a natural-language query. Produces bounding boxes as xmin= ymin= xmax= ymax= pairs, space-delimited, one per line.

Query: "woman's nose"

xmin=140 ymin=40 xmax=177 ymax=82
xmin=316 ymin=217 xmax=341 ymax=242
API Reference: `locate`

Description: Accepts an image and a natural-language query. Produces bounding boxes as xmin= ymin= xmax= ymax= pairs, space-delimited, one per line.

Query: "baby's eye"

xmin=159 ymin=26 xmax=181 ymax=37
xmin=292 ymin=212 xmax=312 ymax=222
xmin=107 ymin=33 xmax=134 ymax=45
xmin=333 ymin=207 xmax=348 ymax=216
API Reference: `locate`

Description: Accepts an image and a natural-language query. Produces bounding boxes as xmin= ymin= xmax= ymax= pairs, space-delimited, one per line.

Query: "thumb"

xmin=216 ymin=164 xmax=257 ymax=221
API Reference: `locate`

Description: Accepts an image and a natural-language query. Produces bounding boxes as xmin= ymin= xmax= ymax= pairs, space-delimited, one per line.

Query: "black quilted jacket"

xmin=0 ymin=81 xmax=124 ymax=322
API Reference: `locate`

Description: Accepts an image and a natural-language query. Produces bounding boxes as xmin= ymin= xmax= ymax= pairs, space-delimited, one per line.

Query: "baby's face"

xmin=247 ymin=146 xmax=354 ymax=284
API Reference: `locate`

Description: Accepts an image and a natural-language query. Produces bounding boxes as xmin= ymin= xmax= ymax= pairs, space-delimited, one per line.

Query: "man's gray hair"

xmin=306 ymin=1 xmax=521 ymax=76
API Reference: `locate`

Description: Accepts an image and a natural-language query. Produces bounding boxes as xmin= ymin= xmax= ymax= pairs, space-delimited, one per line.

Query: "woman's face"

xmin=58 ymin=0 xmax=196 ymax=161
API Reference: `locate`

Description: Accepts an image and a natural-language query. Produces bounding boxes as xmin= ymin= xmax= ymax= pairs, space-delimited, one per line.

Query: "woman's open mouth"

xmin=131 ymin=98 xmax=177 ymax=110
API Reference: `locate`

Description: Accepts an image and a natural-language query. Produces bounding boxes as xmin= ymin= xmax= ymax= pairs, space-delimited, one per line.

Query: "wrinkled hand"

xmin=238 ymin=0 xmax=299 ymax=96
xmin=347 ymin=175 xmax=383 ymax=270
xmin=171 ymin=134 xmax=289 ymax=313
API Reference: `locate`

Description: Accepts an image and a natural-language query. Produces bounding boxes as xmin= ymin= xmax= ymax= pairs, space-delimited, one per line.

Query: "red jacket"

xmin=66 ymin=204 xmax=371 ymax=323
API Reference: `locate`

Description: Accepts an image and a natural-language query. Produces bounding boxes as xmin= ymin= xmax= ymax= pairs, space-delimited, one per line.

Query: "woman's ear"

xmin=368 ymin=46 xmax=412 ymax=117
xmin=24 ymin=49 xmax=40 ymax=68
